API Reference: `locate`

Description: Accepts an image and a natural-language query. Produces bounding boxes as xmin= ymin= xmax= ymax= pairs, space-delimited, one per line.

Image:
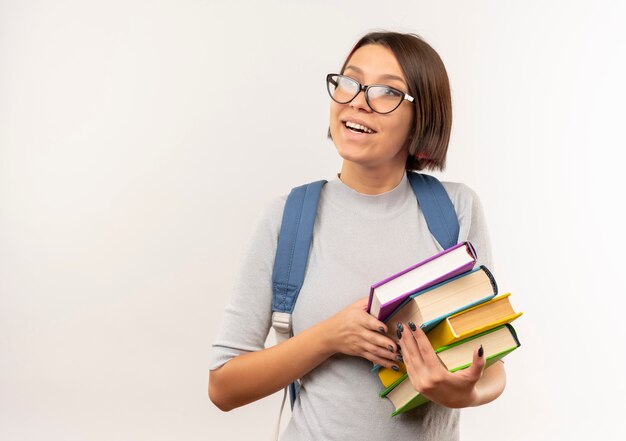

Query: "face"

xmin=329 ymin=44 xmax=414 ymax=171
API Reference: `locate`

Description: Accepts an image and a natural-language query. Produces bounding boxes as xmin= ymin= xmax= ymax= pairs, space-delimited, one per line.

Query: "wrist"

xmin=311 ymin=317 xmax=338 ymax=358
xmin=466 ymin=386 xmax=481 ymax=408
xmin=440 ymin=386 xmax=480 ymax=409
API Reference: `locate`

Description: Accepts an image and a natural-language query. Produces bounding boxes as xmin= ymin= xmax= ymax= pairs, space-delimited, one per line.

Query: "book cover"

xmin=368 ymin=242 xmax=477 ymax=321
xmin=378 ymin=361 xmax=407 ymax=388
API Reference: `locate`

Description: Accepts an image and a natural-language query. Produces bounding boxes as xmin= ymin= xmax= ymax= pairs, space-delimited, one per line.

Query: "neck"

xmin=339 ymin=161 xmax=407 ymax=195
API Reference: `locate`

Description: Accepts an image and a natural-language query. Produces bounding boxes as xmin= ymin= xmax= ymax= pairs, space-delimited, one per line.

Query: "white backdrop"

xmin=2 ymin=1 xmax=625 ymax=440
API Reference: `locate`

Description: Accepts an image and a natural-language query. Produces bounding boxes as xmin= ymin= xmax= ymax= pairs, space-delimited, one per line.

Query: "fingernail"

xmin=388 ymin=345 xmax=394 ymax=353
xmin=395 ymin=355 xmax=403 ymax=362
xmin=396 ymin=329 xmax=403 ymax=339
xmin=391 ymin=365 xmax=399 ymax=372
xmin=478 ymin=345 xmax=484 ymax=357
xmin=379 ymin=326 xmax=385 ymax=333
xmin=396 ymin=322 xmax=404 ymax=332
xmin=408 ymin=321 xmax=416 ymax=331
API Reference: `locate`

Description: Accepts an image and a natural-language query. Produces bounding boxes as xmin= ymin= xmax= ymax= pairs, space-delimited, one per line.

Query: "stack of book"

xmin=367 ymin=242 xmax=522 ymax=416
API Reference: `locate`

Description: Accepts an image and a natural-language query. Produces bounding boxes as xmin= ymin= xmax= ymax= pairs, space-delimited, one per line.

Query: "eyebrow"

xmin=343 ymin=65 xmax=408 ymax=87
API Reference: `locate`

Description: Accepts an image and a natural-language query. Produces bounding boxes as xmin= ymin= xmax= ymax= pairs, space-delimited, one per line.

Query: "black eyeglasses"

xmin=326 ymin=73 xmax=414 ymax=114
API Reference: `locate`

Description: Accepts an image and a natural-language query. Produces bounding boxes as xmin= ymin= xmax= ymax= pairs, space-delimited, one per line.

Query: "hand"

xmin=398 ymin=321 xmax=485 ymax=408
xmin=324 ymin=297 xmax=401 ymax=370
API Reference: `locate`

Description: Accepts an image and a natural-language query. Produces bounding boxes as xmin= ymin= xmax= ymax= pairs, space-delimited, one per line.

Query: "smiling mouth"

xmin=343 ymin=121 xmax=376 ymax=134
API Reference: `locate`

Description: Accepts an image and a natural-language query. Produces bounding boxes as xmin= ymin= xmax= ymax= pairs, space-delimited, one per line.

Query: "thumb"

xmin=356 ymin=297 xmax=369 ymax=310
xmin=466 ymin=345 xmax=486 ymax=381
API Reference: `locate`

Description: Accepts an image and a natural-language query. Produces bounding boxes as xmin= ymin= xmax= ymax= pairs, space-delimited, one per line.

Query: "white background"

xmin=2 ymin=1 xmax=625 ymax=440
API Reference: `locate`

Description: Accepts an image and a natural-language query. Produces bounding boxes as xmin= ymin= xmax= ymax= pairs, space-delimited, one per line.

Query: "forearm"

xmin=470 ymin=361 xmax=506 ymax=407
xmin=209 ymin=319 xmax=335 ymax=411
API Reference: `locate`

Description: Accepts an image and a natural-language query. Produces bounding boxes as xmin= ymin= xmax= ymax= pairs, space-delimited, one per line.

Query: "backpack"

xmin=270 ymin=171 xmax=459 ymax=432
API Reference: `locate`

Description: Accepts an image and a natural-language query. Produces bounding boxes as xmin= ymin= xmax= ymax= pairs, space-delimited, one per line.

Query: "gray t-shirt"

xmin=210 ymin=173 xmax=493 ymax=441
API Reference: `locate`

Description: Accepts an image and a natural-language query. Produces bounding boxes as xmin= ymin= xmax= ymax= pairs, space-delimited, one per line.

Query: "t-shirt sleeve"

xmin=442 ymin=181 xmax=494 ymax=270
xmin=208 ymin=196 xmax=286 ymax=371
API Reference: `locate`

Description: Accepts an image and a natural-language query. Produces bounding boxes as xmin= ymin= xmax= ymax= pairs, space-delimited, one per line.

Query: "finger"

xmin=464 ymin=345 xmax=486 ymax=381
xmin=362 ymin=342 xmax=402 ymax=369
xmin=363 ymin=342 xmax=402 ymax=362
xmin=370 ymin=357 xmax=400 ymax=371
xmin=355 ymin=297 xmax=370 ymax=310
xmin=355 ymin=312 xmax=398 ymax=351
xmin=360 ymin=311 xmax=390 ymax=334
xmin=397 ymin=322 xmax=424 ymax=367
xmin=407 ymin=322 xmax=441 ymax=366
xmin=360 ymin=314 xmax=397 ymax=348
xmin=377 ymin=334 xmax=401 ymax=355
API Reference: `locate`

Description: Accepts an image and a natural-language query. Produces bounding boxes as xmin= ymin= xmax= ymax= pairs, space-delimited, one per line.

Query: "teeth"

xmin=345 ymin=121 xmax=374 ymax=134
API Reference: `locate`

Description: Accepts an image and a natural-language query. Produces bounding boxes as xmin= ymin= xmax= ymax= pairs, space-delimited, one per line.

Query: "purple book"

xmin=367 ymin=242 xmax=477 ymax=321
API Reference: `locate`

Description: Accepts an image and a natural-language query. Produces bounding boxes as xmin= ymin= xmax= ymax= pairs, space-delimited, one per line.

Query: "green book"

xmin=381 ymin=324 xmax=520 ymax=416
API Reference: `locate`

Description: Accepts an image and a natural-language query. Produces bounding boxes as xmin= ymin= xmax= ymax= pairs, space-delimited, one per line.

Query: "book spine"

xmin=479 ymin=265 xmax=498 ymax=294
xmin=505 ymin=323 xmax=522 ymax=348
xmin=466 ymin=241 xmax=478 ymax=260
xmin=425 ymin=319 xmax=456 ymax=350
xmin=366 ymin=287 xmax=375 ymax=316
xmin=452 ymin=312 xmax=523 ymax=346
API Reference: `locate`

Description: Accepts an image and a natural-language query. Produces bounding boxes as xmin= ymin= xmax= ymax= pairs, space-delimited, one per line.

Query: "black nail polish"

xmin=388 ymin=345 xmax=394 ymax=353
xmin=396 ymin=329 xmax=403 ymax=339
xmin=478 ymin=345 xmax=484 ymax=357
xmin=391 ymin=365 xmax=399 ymax=372
xmin=396 ymin=322 xmax=402 ymax=331
xmin=408 ymin=321 xmax=416 ymax=331
xmin=395 ymin=355 xmax=403 ymax=362
xmin=379 ymin=326 xmax=385 ymax=333
xmin=397 ymin=322 xmax=404 ymax=332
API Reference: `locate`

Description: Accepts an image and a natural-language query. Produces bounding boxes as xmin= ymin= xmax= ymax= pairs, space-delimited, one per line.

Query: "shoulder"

xmin=253 ymin=194 xmax=288 ymax=239
xmin=441 ymin=180 xmax=492 ymax=266
xmin=256 ymin=179 xmax=330 ymax=232
xmin=440 ymin=180 xmax=484 ymax=214
xmin=440 ymin=180 xmax=489 ymax=238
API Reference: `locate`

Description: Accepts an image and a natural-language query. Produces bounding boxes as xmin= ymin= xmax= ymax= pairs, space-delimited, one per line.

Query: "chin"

xmin=334 ymin=140 xmax=372 ymax=163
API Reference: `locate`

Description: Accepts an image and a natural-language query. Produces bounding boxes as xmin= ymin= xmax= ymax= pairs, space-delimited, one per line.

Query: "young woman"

xmin=209 ymin=31 xmax=506 ymax=440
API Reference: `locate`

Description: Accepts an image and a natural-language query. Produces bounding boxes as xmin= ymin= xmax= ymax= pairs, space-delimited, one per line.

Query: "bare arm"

xmin=469 ymin=360 xmax=506 ymax=407
xmin=209 ymin=297 xmax=400 ymax=411
xmin=209 ymin=318 xmax=334 ymax=411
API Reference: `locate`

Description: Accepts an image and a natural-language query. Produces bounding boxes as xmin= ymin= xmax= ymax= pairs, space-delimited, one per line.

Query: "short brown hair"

xmin=338 ymin=31 xmax=452 ymax=171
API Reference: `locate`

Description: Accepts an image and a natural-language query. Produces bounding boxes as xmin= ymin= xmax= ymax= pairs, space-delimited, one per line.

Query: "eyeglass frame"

xmin=326 ymin=73 xmax=415 ymax=115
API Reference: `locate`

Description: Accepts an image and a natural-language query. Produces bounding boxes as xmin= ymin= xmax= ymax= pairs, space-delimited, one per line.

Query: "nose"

xmin=349 ymin=88 xmax=372 ymax=113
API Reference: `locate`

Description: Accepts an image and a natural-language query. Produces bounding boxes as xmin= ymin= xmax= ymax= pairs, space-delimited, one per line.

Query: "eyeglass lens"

xmin=327 ymin=75 xmax=404 ymax=114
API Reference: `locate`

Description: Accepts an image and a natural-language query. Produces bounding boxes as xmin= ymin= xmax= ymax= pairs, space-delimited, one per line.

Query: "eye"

xmin=383 ymin=87 xmax=402 ymax=97
xmin=337 ymin=77 xmax=359 ymax=92
xmin=369 ymin=86 xmax=403 ymax=100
